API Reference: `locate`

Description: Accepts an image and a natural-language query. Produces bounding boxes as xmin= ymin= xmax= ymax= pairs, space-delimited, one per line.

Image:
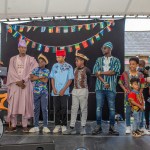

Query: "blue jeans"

xmin=96 ymin=90 xmax=116 ymax=126
xmin=125 ymin=94 xmax=144 ymax=128
xmin=126 ymin=104 xmax=131 ymax=126
xmin=132 ymin=111 xmax=142 ymax=131
xmin=34 ymin=92 xmax=48 ymax=127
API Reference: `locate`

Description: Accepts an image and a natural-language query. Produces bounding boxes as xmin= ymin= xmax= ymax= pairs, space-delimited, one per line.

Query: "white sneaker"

xmin=42 ymin=127 xmax=50 ymax=133
xmin=53 ymin=125 xmax=61 ymax=133
xmin=61 ymin=126 xmax=67 ymax=132
xmin=126 ymin=126 xmax=131 ymax=134
xmin=29 ymin=127 xmax=39 ymax=133
xmin=140 ymin=128 xmax=150 ymax=135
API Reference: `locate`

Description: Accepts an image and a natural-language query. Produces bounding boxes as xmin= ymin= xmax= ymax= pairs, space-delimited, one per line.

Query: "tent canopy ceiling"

xmin=0 ymin=0 xmax=150 ymax=19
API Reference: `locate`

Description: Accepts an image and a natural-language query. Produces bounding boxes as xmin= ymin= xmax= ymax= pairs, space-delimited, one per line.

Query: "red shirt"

xmin=128 ymin=91 xmax=144 ymax=112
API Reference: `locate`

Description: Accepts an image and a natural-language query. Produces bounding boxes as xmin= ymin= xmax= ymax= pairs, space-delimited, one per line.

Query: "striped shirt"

xmin=93 ymin=56 xmax=121 ymax=93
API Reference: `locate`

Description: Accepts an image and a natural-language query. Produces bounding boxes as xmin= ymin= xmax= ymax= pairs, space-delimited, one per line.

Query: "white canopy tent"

xmin=0 ymin=0 xmax=150 ymax=20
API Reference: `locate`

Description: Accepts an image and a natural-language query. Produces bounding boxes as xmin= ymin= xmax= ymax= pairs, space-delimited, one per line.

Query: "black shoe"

xmin=109 ymin=126 xmax=119 ymax=136
xmin=145 ymin=125 xmax=149 ymax=130
xmin=92 ymin=125 xmax=102 ymax=135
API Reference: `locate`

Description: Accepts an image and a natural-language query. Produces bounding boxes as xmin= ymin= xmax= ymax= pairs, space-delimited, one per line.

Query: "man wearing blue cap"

xmin=92 ymin=42 xmax=121 ymax=135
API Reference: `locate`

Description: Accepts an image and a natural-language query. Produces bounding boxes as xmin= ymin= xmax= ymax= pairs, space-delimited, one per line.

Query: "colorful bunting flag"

xmin=12 ymin=25 xmax=17 ymax=31
xmin=100 ymin=30 xmax=104 ymax=36
xmin=85 ymin=24 xmax=90 ymax=30
xmin=63 ymin=26 xmax=68 ymax=33
xmin=7 ymin=26 xmax=12 ymax=33
xmin=51 ymin=47 xmax=56 ymax=53
xmin=67 ymin=46 xmax=73 ymax=52
xmin=56 ymin=27 xmax=60 ymax=33
xmin=25 ymin=38 xmax=30 ymax=45
xmin=106 ymin=21 xmax=111 ymax=26
xmin=95 ymin=33 xmax=100 ymax=41
xmin=75 ymin=44 xmax=80 ymax=51
xmin=13 ymin=32 xmax=19 ymax=38
xmin=107 ymin=26 xmax=112 ymax=32
xmin=78 ymin=25 xmax=83 ymax=31
xmin=33 ymin=26 xmax=38 ymax=31
xmin=71 ymin=26 xmax=76 ymax=32
xmin=91 ymin=23 xmax=97 ymax=29
xmin=82 ymin=41 xmax=88 ymax=48
xmin=19 ymin=26 xmax=24 ymax=32
xmin=31 ymin=42 xmax=36 ymax=48
xmin=49 ymin=27 xmax=53 ymax=33
xmin=44 ymin=46 xmax=49 ymax=53
xmin=41 ymin=26 xmax=46 ymax=32
xmin=88 ymin=38 xmax=94 ymax=45
xmin=27 ymin=26 xmax=32 ymax=32
xmin=100 ymin=22 xmax=104 ymax=29
xmin=37 ymin=44 xmax=42 ymax=51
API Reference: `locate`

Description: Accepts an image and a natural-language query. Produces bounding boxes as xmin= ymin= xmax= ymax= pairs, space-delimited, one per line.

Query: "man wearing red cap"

xmin=50 ymin=49 xmax=74 ymax=133
xmin=6 ymin=39 xmax=38 ymax=132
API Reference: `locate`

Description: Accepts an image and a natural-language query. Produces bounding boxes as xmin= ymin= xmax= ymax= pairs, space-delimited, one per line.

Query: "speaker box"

xmin=0 ymin=142 xmax=55 ymax=150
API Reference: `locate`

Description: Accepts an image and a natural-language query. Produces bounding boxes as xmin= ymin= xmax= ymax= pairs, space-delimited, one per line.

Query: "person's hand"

xmin=139 ymin=105 xmax=144 ymax=111
xmin=21 ymin=83 xmax=26 ymax=89
xmin=96 ymin=71 xmax=101 ymax=77
xmin=124 ymin=88 xmax=130 ymax=94
xmin=104 ymin=83 xmax=110 ymax=89
xmin=53 ymin=88 xmax=58 ymax=95
xmin=16 ymin=81 xmax=24 ymax=87
xmin=59 ymin=89 xmax=65 ymax=96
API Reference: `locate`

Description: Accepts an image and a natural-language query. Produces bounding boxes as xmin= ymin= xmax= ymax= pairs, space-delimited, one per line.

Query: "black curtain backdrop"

xmin=1 ymin=19 xmax=125 ymax=121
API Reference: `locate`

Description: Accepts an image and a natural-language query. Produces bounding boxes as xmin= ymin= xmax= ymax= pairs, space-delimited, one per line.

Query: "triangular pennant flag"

xmin=44 ymin=46 xmax=49 ymax=53
xmin=33 ymin=26 xmax=38 ymax=31
xmin=13 ymin=32 xmax=19 ymax=38
xmin=78 ymin=25 xmax=83 ymax=31
xmin=100 ymin=30 xmax=104 ymax=36
xmin=49 ymin=26 xmax=54 ymax=33
xmin=37 ymin=44 xmax=42 ymax=51
xmin=88 ymin=37 xmax=94 ymax=45
xmin=56 ymin=26 xmax=60 ymax=33
xmin=12 ymin=25 xmax=17 ymax=31
xmin=25 ymin=38 xmax=30 ymax=45
xmin=19 ymin=35 xmax=24 ymax=41
xmin=27 ymin=26 xmax=32 ymax=32
xmin=19 ymin=26 xmax=24 ymax=32
xmin=41 ymin=26 xmax=46 ymax=32
xmin=67 ymin=46 xmax=73 ymax=52
xmin=85 ymin=24 xmax=90 ymax=30
xmin=100 ymin=22 xmax=104 ymax=28
xmin=107 ymin=26 xmax=112 ymax=32
xmin=106 ymin=21 xmax=111 ymax=26
xmin=110 ymin=20 xmax=115 ymax=26
xmin=95 ymin=33 xmax=100 ymax=41
xmin=7 ymin=25 xmax=12 ymax=33
xmin=82 ymin=41 xmax=88 ymax=48
xmin=75 ymin=43 xmax=80 ymax=51
xmin=51 ymin=47 xmax=56 ymax=53
xmin=71 ymin=26 xmax=76 ymax=32
xmin=63 ymin=26 xmax=68 ymax=33
xmin=91 ymin=23 xmax=97 ymax=29
xmin=31 ymin=42 xmax=36 ymax=48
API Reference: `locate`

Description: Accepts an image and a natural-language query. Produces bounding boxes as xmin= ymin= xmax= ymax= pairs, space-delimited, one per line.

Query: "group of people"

xmin=3 ymin=39 xmax=150 ymax=137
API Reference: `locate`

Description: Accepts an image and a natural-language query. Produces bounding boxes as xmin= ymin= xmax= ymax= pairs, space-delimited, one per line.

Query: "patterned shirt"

xmin=93 ymin=56 xmax=121 ymax=93
xmin=74 ymin=67 xmax=91 ymax=89
xmin=118 ymin=71 xmax=145 ymax=91
xmin=50 ymin=62 xmax=74 ymax=96
xmin=32 ymin=67 xmax=50 ymax=94
xmin=128 ymin=90 xmax=144 ymax=112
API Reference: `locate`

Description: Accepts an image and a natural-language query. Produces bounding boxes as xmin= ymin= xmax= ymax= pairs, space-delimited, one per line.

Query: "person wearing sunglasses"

xmin=92 ymin=42 xmax=121 ymax=135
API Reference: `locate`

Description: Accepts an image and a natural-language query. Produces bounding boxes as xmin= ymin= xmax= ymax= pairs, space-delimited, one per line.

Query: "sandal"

xmin=132 ymin=131 xmax=141 ymax=137
xmin=136 ymin=129 xmax=144 ymax=136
